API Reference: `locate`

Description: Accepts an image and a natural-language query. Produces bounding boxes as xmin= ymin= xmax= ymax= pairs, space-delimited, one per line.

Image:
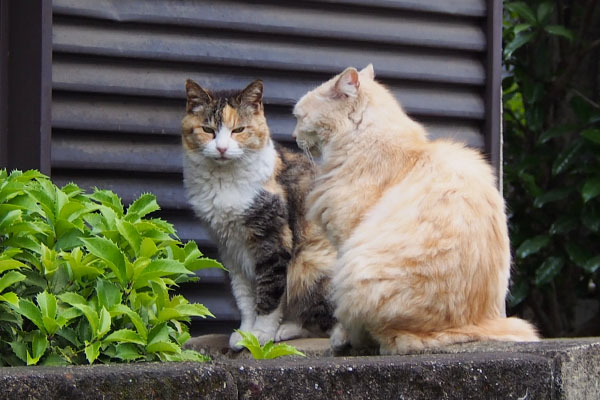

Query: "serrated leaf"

xmin=89 ymin=189 xmax=124 ymax=216
xmin=10 ymin=341 xmax=27 ymax=363
xmin=84 ymin=341 xmax=101 ymax=364
xmin=114 ymin=343 xmax=143 ymax=361
xmin=115 ymin=218 xmax=142 ymax=256
xmin=582 ymin=178 xmax=600 ymax=203
xmin=0 ymin=291 xmax=19 ymax=306
xmin=535 ymin=256 xmax=564 ymax=286
xmin=174 ymin=303 xmax=214 ymax=318
xmin=109 ymin=304 xmax=148 ymax=340
xmin=516 ymin=235 xmax=551 ymax=258
xmin=0 ymin=270 xmax=26 ymax=293
xmin=533 ymin=187 xmax=572 ymax=208
xmin=96 ymin=279 xmax=122 ymax=310
xmin=27 ymin=332 xmax=49 ymax=365
xmin=0 ymin=209 xmax=21 ymax=231
xmin=103 ymin=329 xmax=145 ymax=345
xmin=186 ymin=257 xmax=226 ymax=271
xmin=263 ymin=342 xmax=306 ymax=359
xmin=147 ymin=323 xmax=169 ymax=346
xmin=235 ymin=330 xmax=265 ymax=359
xmin=581 ymin=128 xmax=600 ymax=144
xmin=133 ymin=259 xmax=193 ymax=289
xmin=42 ymin=316 xmax=60 ymax=335
xmin=36 ymin=291 xmax=57 ymax=319
xmin=125 ymin=194 xmax=160 ymax=221
xmin=146 ymin=341 xmax=180 ymax=354
xmin=98 ymin=307 xmax=111 ymax=339
xmin=80 ymin=236 xmax=127 ymax=285
xmin=58 ymin=292 xmax=87 ymax=306
xmin=16 ymin=299 xmax=44 ymax=331
xmin=544 ymin=25 xmax=574 ymax=42
xmin=139 ymin=238 xmax=158 ymax=258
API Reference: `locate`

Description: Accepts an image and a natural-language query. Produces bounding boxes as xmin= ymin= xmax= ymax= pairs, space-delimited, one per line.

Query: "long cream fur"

xmin=293 ymin=65 xmax=539 ymax=354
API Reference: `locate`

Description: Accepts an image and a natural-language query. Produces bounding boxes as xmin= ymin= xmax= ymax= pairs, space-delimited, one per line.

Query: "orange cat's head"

xmin=292 ymin=64 xmax=375 ymax=155
xmin=182 ymin=79 xmax=270 ymax=163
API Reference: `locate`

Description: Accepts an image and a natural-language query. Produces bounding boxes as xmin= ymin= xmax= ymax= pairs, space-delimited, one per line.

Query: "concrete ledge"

xmin=0 ymin=338 xmax=598 ymax=399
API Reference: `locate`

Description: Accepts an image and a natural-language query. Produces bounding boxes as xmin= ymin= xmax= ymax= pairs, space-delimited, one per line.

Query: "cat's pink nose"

xmin=217 ymin=146 xmax=227 ymax=155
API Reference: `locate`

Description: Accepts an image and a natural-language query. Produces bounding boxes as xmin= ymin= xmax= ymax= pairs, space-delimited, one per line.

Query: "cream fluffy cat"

xmin=293 ymin=65 xmax=539 ymax=354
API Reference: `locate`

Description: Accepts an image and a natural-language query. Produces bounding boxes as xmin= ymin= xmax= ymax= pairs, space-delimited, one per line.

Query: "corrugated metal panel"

xmin=51 ymin=0 xmax=493 ymax=334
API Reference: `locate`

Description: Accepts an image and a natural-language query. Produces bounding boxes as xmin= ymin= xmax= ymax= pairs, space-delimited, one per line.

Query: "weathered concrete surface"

xmin=0 ymin=338 xmax=598 ymax=399
xmin=0 ymin=362 xmax=236 ymax=400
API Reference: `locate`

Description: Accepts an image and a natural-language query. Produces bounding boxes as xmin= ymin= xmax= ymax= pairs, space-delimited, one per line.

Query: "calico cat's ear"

xmin=185 ymin=79 xmax=212 ymax=113
xmin=360 ymin=64 xmax=375 ymax=80
xmin=238 ymin=80 xmax=264 ymax=111
xmin=333 ymin=67 xmax=360 ymax=98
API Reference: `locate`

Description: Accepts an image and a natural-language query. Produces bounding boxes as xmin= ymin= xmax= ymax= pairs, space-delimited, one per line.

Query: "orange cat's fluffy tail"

xmin=377 ymin=317 xmax=539 ymax=355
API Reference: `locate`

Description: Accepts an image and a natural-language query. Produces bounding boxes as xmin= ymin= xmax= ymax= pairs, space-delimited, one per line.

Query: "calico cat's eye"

xmin=202 ymin=126 xmax=215 ymax=135
xmin=231 ymin=126 xmax=245 ymax=134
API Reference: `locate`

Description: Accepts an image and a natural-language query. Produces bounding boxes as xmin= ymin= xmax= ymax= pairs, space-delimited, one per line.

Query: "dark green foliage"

xmin=0 ymin=169 xmax=224 ymax=365
xmin=503 ymin=1 xmax=600 ymax=336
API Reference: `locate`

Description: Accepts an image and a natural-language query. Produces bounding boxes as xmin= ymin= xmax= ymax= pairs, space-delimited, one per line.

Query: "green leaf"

xmin=262 ymin=342 xmax=306 ymax=359
xmin=146 ymin=341 xmax=180 ymax=354
xmin=581 ymin=128 xmax=600 ymax=144
xmin=0 ymin=291 xmax=19 ymax=306
xmin=549 ymin=216 xmax=578 ymax=235
xmin=0 ymin=258 xmax=27 ymax=275
xmin=544 ymin=25 xmax=574 ymax=42
xmin=581 ymin=178 xmax=600 ymax=203
xmin=80 ymin=236 xmax=127 ymax=285
xmin=133 ymin=259 xmax=193 ymax=289
xmin=582 ymin=208 xmax=600 ymax=232
xmin=27 ymin=332 xmax=49 ymax=365
xmin=504 ymin=31 xmax=536 ymax=58
xmin=536 ymin=2 xmax=553 ymax=25
xmin=98 ymin=307 xmax=111 ymax=339
xmin=538 ymin=124 xmax=574 ymax=144
xmin=36 ymin=291 xmax=57 ymax=319
xmin=552 ymin=141 xmax=584 ymax=176
xmin=10 ymin=341 xmax=27 ymax=363
xmin=533 ymin=187 xmax=572 ymax=208
xmin=0 ymin=209 xmax=21 ymax=231
xmin=582 ymin=256 xmax=600 ymax=274
xmin=139 ymin=238 xmax=158 ymax=258
xmin=174 ymin=303 xmax=214 ymax=319
xmin=42 ymin=316 xmax=60 ymax=335
xmin=103 ymin=329 xmax=145 ymax=345
xmin=89 ymin=189 xmax=124 ymax=216
xmin=147 ymin=323 xmax=169 ymax=346
xmin=16 ymin=299 xmax=44 ymax=331
xmin=516 ymin=235 xmax=551 ymax=258
xmin=115 ymin=218 xmax=142 ymax=255
xmin=96 ymin=279 xmax=122 ymax=310
xmin=508 ymin=279 xmax=529 ymax=308
xmin=505 ymin=2 xmax=537 ymax=24
xmin=58 ymin=292 xmax=87 ymax=306
xmin=513 ymin=23 xmax=532 ymax=34
xmin=113 ymin=343 xmax=143 ymax=361
xmin=234 ymin=330 xmax=265 ymax=359
xmin=565 ymin=242 xmax=591 ymax=267
xmin=109 ymin=304 xmax=148 ymax=340
xmin=125 ymin=193 xmax=160 ymax=221
xmin=186 ymin=257 xmax=226 ymax=271
xmin=0 ymin=270 xmax=26 ymax=293
xmin=535 ymin=257 xmax=564 ymax=286
xmin=84 ymin=341 xmax=101 ymax=364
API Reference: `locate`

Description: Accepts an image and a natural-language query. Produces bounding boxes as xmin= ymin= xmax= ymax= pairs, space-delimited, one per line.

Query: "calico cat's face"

xmin=182 ymin=80 xmax=270 ymax=163
xmin=293 ymin=65 xmax=375 ymax=155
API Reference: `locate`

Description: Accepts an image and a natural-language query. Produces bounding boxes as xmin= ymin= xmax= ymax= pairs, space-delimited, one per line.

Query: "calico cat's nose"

xmin=217 ymin=146 xmax=228 ymax=155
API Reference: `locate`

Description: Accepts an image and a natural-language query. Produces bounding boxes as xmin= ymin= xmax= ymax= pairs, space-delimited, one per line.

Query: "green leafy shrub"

xmin=0 ymin=169 xmax=224 ymax=365
xmin=503 ymin=1 xmax=600 ymax=336
xmin=234 ymin=330 xmax=306 ymax=359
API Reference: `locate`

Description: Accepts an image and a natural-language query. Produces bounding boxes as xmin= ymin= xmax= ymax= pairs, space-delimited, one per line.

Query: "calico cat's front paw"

xmin=229 ymin=331 xmax=245 ymax=351
xmin=330 ymin=323 xmax=351 ymax=351
xmin=275 ymin=321 xmax=310 ymax=341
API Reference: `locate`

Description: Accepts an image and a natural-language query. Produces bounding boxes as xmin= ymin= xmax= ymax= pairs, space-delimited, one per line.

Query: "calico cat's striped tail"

xmin=376 ymin=317 xmax=539 ymax=355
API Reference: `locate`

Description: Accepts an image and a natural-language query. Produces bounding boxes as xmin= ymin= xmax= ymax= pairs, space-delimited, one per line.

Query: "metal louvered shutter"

xmin=51 ymin=0 xmax=500 ymax=334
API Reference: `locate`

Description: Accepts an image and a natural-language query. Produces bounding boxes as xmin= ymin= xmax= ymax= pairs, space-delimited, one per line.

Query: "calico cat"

xmin=293 ymin=65 xmax=539 ymax=354
xmin=181 ymin=79 xmax=336 ymax=350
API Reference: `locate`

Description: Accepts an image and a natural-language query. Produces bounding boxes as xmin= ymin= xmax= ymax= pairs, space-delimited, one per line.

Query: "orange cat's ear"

xmin=185 ymin=79 xmax=211 ymax=113
xmin=239 ymin=80 xmax=264 ymax=111
xmin=333 ymin=67 xmax=359 ymax=98
xmin=360 ymin=64 xmax=375 ymax=80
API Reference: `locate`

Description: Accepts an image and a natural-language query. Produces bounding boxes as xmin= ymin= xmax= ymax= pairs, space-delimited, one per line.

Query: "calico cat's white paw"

xmin=229 ymin=331 xmax=245 ymax=351
xmin=330 ymin=323 xmax=351 ymax=350
xmin=275 ymin=321 xmax=310 ymax=342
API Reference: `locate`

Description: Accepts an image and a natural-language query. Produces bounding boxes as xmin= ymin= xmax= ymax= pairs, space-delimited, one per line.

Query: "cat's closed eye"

xmin=232 ymin=127 xmax=245 ymax=134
